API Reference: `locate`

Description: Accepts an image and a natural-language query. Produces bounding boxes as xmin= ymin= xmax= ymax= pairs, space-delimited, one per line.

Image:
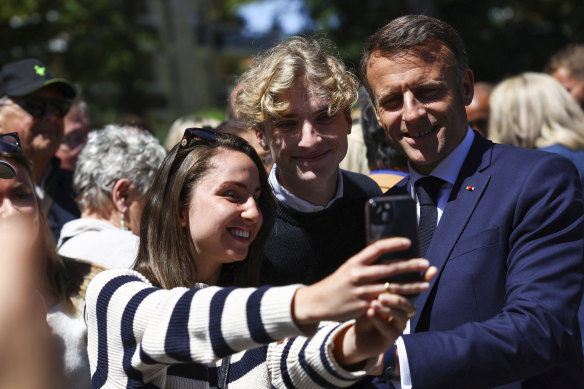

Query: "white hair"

xmin=74 ymin=124 xmax=167 ymax=211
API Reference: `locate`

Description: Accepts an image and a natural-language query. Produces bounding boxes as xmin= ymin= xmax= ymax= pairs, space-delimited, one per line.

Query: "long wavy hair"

xmin=134 ymin=131 xmax=276 ymax=288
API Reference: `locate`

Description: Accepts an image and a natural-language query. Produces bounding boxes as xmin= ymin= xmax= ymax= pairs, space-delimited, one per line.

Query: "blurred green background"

xmin=2 ymin=0 xmax=583 ymax=141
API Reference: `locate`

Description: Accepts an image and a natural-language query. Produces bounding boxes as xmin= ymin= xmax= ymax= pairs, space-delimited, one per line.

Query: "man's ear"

xmin=460 ymin=69 xmax=475 ymax=106
xmin=369 ymin=97 xmax=384 ymax=128
xmin=344 ymin=110 xmax=352 ymax=134
xmin=256 ymin=128 xmax=270 ymax=151
xmin=111 ymin=178 xmax=132 ymax=213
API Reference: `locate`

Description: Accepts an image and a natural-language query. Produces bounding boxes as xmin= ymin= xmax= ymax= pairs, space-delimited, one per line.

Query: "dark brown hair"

xmin=545 ymin=44 xmax=584 ymax=79
xmin=134 ymin=132 xmax=276 ymax=288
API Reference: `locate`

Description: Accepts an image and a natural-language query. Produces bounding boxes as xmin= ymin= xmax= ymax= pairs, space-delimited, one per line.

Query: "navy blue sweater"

xmin=260 ymin=170 xmax=382 ymax=286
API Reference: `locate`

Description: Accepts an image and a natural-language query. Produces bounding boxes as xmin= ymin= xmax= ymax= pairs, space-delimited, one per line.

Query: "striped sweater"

xmin=86 ymin=269 xmax=374 ymax=388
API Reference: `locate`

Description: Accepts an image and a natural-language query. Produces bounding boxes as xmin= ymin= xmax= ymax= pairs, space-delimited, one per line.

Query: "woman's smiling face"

xmin=0 ymin=158 xmax=39 ymax=230
xmin=0 ymin=158 xmax=41 ymax=269
xmin=181 ymin=149 xmax=263 ymax=284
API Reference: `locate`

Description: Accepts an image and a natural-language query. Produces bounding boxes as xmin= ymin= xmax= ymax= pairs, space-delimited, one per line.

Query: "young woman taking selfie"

xmin=85 ymin=128 xmax=435 ymax=388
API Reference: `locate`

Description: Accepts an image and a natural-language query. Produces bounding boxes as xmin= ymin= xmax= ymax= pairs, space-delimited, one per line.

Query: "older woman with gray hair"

xmin=57 ymin=124 xmax=166 ymax=269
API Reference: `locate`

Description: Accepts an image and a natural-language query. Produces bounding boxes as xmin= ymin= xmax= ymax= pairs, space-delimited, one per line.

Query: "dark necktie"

xmin=415 ymin=176 xmax=445 ymax=257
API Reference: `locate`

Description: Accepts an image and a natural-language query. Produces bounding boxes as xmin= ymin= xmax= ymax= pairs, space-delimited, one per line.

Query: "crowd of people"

xmin=1 ymin=13 xmax=584 ymax=389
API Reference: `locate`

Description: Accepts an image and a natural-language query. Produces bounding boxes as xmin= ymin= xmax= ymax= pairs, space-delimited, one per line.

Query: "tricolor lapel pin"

xmin=466 ymin=185 xmax=475 ymax=191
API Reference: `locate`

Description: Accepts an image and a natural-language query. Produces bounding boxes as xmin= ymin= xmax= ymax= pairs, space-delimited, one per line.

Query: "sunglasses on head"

xmin=177 ymin=127 xmax=223 ymax=153
xmin=0 ymin=132 xmax=21 ymax=153
xmin=6 ymin=97 xmax=72 ymax=118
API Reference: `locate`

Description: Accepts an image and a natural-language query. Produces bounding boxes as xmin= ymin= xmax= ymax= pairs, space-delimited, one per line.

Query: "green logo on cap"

xmin=34 ymin=65 xmax=46 ymax=76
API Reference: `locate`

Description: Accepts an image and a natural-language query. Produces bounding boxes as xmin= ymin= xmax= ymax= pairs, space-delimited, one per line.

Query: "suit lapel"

xmin=411 ymin=135 xmax=494 ymax=330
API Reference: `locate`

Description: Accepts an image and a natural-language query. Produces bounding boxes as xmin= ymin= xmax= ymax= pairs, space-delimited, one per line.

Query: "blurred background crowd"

xmin=2 ymin=0 xmax=584 ymax=138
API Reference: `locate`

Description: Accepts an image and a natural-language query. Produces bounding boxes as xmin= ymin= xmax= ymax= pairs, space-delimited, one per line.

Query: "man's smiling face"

xmin=366 ymin=43 xmax=474 ymax=175
xmin=258 ymin=76 xmax=351 ymax=198
xmin=0 ymin=85 xmax=67 ymax=165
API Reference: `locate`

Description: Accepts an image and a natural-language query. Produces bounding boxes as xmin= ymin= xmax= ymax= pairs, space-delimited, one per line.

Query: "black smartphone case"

xmin=365 ymin=195 xmax=422 ymax=283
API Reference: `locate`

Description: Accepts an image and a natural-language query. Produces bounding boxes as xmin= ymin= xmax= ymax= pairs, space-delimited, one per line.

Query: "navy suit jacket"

xmin=376 ymin=134 xmax=584 ymax=388
xmin=46 ymin=162 xmax=80 ymax=243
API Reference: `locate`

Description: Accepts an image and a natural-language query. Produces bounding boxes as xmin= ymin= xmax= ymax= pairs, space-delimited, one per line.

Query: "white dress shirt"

xmin=395 ymin=128 xmax=475 ymax=389
xmin=268 ymin=164 xmax=344 ymax=212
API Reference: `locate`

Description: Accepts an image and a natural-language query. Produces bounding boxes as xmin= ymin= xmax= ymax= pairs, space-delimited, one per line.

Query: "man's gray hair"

xmin=74 ymin=124 xmax=167 ymax=212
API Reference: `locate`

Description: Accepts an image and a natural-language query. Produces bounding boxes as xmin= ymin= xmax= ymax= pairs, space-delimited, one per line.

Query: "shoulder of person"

xmin=62 ymin=256 xmax=109 ymax=301
xmin=340 ymin=169 xmax=383 ymax=196
xmin=493 ymin=142 xmax=577 ymax=169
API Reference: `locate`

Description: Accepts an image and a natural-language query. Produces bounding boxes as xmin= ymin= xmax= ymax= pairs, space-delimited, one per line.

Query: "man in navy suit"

xmin=359 ymin=15 xmax=584 ymax=388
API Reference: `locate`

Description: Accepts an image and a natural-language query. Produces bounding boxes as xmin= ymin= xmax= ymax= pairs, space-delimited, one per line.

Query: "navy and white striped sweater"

xmin=86 ymin=269 xmax=374 ymax=388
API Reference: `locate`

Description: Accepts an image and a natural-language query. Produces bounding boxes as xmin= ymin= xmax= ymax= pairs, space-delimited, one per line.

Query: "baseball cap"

xmin=0 ymin=160 xmax=15 ymax=179
xmin=0 ymin=58 xmax=76 ymax=98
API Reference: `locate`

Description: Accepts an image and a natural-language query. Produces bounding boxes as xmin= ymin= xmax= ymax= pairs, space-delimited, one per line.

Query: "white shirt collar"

xmin=268 ymin=164 xmax=344 ymax=212
xmin=409 ymin=127 xmax=475 ymax=187
xmin=408 ymin=128 xmax=475 ymax=222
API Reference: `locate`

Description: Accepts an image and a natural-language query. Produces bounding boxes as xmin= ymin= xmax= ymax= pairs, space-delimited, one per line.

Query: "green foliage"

xmin=3 ymin=0 xmax=584 ymax=128
xmin=300 ymin=0 xmax=584 ymax=83
xmin=194 ymin=108 xmax=227 ymax=122
xmin=438 ymin=0 xmax=584 ymax=82
xmin=1 ymin=0 xmax=158 ymax=127
xmin=224 ymin=0 xmax=258 ymax=15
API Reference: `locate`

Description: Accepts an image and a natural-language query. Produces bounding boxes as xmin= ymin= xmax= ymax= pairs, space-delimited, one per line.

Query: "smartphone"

xmin=365 ymin=195 xmax=423 ymax=283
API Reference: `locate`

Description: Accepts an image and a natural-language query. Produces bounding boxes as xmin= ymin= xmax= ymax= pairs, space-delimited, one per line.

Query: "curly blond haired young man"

xmin=235 ymin=36 xmax=382 ymax=285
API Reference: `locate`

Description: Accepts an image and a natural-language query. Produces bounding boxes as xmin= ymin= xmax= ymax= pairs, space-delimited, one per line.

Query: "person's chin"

xmin=225 ymin=249 xmax=250 ymax=263
xmin=294 ymin=159 xmax=335 ymax=177
xmin=295 ymin=169 xmax=325 ymax=183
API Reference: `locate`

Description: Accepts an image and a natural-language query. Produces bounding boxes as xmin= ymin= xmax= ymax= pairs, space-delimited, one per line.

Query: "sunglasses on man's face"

xmin=5 ymin=97 xmax=72 ymax=119
xmin=61 ymin=131 xmax=88 ymax=149
xmin=0 ymin=132 xmax=21 ymax=153
xmin=177 ymin=127 xmax=222 ymax=153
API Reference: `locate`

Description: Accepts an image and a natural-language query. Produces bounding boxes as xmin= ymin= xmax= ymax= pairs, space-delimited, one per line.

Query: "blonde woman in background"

xmin=163 ymin=115 xmax=221 ymax=150
xmin=489 ymin=72 xmax=584 ymax=356
xmin=489 ymin=71 xmax=584 ymax=189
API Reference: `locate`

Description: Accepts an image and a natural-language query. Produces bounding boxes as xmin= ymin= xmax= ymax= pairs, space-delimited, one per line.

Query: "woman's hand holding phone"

xmin=292 ymin=237 xmax=434 ymax=331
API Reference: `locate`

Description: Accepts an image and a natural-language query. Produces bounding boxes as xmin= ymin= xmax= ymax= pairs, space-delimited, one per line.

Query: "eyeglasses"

xmin=177 ymin=127 xmax=222 ymax=153
xmin=0 ymin=132 xmax=21 ymax=153
xmin=1 ymin=98 xmax=72 ymax=118
xmin=61 ymin=131 xmax=88 ymax=149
